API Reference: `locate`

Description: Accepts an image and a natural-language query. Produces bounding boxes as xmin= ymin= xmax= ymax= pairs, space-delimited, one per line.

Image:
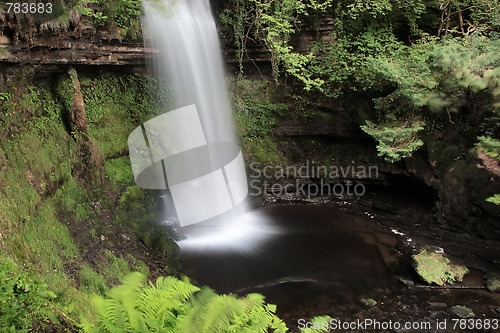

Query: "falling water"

xmin=142 ymin=0 xmax=234 ymax=144
xmin=139 ymin=0 xmax=280 ymax=251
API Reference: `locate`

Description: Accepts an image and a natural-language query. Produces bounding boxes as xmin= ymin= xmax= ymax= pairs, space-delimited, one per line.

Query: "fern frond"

xmin=137 ymin=275 xmax=199 ymax=331
xmin=81 ymin=272 xmax=290 ymax=333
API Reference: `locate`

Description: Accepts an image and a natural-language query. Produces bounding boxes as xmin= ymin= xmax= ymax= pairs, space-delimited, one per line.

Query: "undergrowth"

xmin=0 ymin=74 xmax=172 ymax=330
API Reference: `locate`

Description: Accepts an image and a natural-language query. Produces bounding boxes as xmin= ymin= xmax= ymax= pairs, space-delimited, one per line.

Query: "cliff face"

xmin=0 ymin=7 xmax=149 ymax=91
xmin=1 ymin=9 xmax=498 ymax=241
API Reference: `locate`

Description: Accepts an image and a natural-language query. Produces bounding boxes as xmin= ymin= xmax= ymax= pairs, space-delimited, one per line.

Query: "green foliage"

xmin=81 ymin=272 xmax=288 ymax=333
xmin=342 ymin=0 xmax=428 ymax=35
xmin=76 ymin=0 xmax=109 ymax=25
xmin=356 ymin=34 xmax=499 ymax=161
xmin=256 ymin=0 xmax=331 ymax=90
xmin=310 ymin=27 xmax=403 ymax=98
xmin=462 ymin=0 xmax=500 ymax=36
xmin=56 ymin=178 xmax=92 ymax=220
xmin=229 ymin=77 xmax=286 ymax=164
xmin=106 ymin=157 xmax=135 ymax=186
xmin=80 ymin=267 xmax=108 ymax=296
xmin=0 ymin=255 xmax=57 ymax=332
xmin=118 ymin=186 xmax=146 ymax=212
xmin=412 ymin=249 xmax=469 ymax=286
xmin=0 ymin=78 xmax=173 ymax=330
xmin=231 ymin=78 xmax=286 ymax=137
xmin=99 ymin=250 xmax=137 ymax=287
xmin=81 ymin=75 xmax=169 ymax=158
xmin=221 ymin=0 xmax=499 ymax=163
xmin=486 ymin=194 xmax=500 ymax=206
xmin=221 ymin=0 xmax=331 ymax=89
xmin=0 ymin=91 xmax=12 ymax=102
xmin=476 ymin=136 xmax=500 ymax=161
xmin=113 ymin=0 xmax=142 ymax=39
xmin=75 ymin=0 xmax=142 ymax=38
xmin=361 ymin=120 xmax=425 ymax=162
xmin=368 ymin=35 xmax=499 ymax=113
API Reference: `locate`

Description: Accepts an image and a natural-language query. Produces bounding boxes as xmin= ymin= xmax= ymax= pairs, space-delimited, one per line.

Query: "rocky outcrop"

xmin=56 ymin=67 xmax=105 ymax=184
xmin=1 ymin=6 xmax=498 ymax=240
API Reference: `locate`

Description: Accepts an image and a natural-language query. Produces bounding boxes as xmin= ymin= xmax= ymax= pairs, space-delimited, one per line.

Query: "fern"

xmin=82 ymin=272 xmax=290 ymax=333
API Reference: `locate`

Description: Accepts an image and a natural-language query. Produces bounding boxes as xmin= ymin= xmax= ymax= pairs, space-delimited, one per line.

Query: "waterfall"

xmin=142 ymin=0 xmax=235 ymax=144
xmin=130 ymin=0 xmax=248 ymax=228
xmin=129 ymin=0 xmax=279 ymax=252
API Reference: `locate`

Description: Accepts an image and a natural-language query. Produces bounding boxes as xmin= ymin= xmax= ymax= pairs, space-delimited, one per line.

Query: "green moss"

xmin=79 ymin=266 xmax=108 ymax=295
xmin=106 ymin=156 xmax=134 ymax=186
xmin=242 ymin=136 xmax=284 ymax=165
xmin=412 ymin=249 xmax=468 ymax=286
xmin=360 ymin=298 xmax=377 ymax=307
xmin=99 ymin=249 xmax=147 ymax=286
xmin=0 ymin=76 xmax=177 ymax=329
xmin=0 ymin=47 xmax=10 ymax=58
xmin=56 ymin=70 xmax=76 ymax=111
xmin=80 ymin=75 xmax=170 ymax=158
xmin=118 ymin=185 xmax=145 ymax=211
xmin=485 ymin=273 xmax=500 ymax=293
xmin=450 ymin=305 xmax=475 ymax=318
xmin=54 ymin=178 xmax=92 ymax=221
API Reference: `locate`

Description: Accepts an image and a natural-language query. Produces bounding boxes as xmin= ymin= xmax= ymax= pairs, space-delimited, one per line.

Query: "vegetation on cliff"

xmin=0 ymin=0 xmax=499 ymax=331
xmin=0 ymin=71 xmax=176 ymax=331
xmin=220 ymin=0 xmax=499 ymax=215
xmin=221 ymin=0 xmax=499 ymax=165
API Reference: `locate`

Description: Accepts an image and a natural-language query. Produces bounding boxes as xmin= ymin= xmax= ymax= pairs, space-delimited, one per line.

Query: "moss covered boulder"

xmin=412 ymin=249 xmax=468 ymax=286
xmin=485 ymin=273 xmax=500 ymax=293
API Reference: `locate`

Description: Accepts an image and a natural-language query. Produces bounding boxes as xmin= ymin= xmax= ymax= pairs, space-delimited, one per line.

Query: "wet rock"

xmin=360 ymin=298 xmax=377 ymax=308
xmin=450 ymin=305 xmax=475 ymax=318
xmin=412 ymin=249 xmax=468 ymax=286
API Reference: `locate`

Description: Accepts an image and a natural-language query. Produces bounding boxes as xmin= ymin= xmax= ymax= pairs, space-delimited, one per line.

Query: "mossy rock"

xmin=412 ymin=249 xmax=468 ymax=286
xmin=485 ymin=273 xmax=500 ymax=293
xmin=360 ymin=298 xmax=377 ymax=308
xmin=450 ymin=305 xmax=475 ymax=318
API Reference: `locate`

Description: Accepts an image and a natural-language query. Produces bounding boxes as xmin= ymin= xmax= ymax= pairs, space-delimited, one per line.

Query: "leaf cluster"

xmin=75 ymin=0 xmax=142 ymax=38
xmin=81 ymin=272 xmax=289 ymax=333
xmin=361 ymin=120 xmax=425 ymax=162
xmin=0 ymin=254 xmax=57 ymax=332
